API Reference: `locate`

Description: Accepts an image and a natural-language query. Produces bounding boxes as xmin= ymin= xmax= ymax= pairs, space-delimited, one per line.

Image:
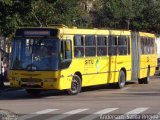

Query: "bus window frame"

xmin=60 ymin=39 xmax=72 ymax=69
xmin=85 ymin=35 xmax=96 ymax=57
xmin=117 ymin=35 xmax=128 ymax=55
xmin=74 ymin=35 xmax=84 ymax=58
xmin=108 ymin=35 xmax=118 ymax=56
xmin=97 ymin=35 xmax=108 ymax=56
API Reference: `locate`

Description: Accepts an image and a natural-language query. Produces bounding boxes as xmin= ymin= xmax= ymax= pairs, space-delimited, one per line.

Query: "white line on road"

xmin=114 ymin=107 xmax=149 ymax=120
xmin=34 ymin=109 xmax=58 ymax=114
xmin=106 ymin=91 xmax=160 ymax=94
xmin=121 ymin=87 xmax=131 ymax=91
xmin=78 ymin=108 xmax=118 ymax=120
xmin=126 ymin=107 xmax=149 ymax=114
xmin=94 ymin=108 xmax=119 ymax=114
xmin=46 ymin=108 xmax=88 ymax=120
xmin=18 ymin=109 xmax=58 ymax=120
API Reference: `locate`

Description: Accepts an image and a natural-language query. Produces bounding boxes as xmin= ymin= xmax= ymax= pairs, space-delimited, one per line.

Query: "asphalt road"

xmin=0 ymin=76 xmax=160 ymax=120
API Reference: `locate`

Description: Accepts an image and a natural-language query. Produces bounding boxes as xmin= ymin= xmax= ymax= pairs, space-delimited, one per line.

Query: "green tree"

xmin=0 ymin=0 xmax=32 ymax=37
xmin=93 ymin=0 xmax=134 ymax=29
xmin=22 ymin=0 xmax=91 ymax=27
xmin=1 ymin=0 xmax=160 ymax=35
xmin=0 ymin=0 xmax=14 ymax=37
xmin=93 ymin=0 xmax=160 ymax=33
xmin=0 ymin=0 xmax=92 ymax=36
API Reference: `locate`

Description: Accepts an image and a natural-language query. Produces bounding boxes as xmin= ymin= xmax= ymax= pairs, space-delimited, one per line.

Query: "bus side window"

xmin=128 ymin=36 xmax=130 ymax=55
xmin=60 ymin=40 xmax=72 ymax=69
xmin=140 ymin=37 xmax=144 ymax=54
xmin=60 ymin=40 xmax=72 ymax=60
xmin=74 ymin=35 xmax=84 ymax=58
xmin=151 ymin=38 xmax=154 ymax=54
xmin=108 ymin=35 xmax=118 ymax=56
xmin=97 ymin=36 xmax=107 ymax=56
xmin=65 ymin=40 xmax=72 ymax=59
xmin=118 ymin=36 xmax=127 ymax=55
xmin=85 ymin=35 xmax=96 ymax=57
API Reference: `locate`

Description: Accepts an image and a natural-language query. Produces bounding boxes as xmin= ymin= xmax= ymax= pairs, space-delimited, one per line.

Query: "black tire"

xmin=26 ymin=89 xmax=42 ymax=95
xmin=67 ymin=75 xmax=82 ymax=95
xmin=116 ymin=70 xmax=126 ymax=89
xmin=143 ymin=68 xmax=150 ymax=84
xmin=138 ymin=78 xmax=144 ymax=84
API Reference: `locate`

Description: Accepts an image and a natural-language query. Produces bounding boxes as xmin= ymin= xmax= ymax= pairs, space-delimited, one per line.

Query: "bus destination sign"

xmin=15 ymin=28 xmax=59 ymax=37
xmin=24 ymin=31 xmax=50 ymax=36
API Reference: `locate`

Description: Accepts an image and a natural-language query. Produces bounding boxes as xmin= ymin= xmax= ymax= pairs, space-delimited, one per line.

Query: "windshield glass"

xmin=10 ymin=38 xmax=60 ymax=71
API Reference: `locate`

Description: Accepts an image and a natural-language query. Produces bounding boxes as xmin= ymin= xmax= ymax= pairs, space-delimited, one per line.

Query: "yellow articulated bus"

xmin=9 ymin=25 xmax=157 ymax=95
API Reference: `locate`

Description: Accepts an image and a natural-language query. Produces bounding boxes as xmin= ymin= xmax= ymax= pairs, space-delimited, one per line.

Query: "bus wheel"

xmin=25 ymin=89 xmax=41 ymax=95
xmin=138 ymin=78 xmax=144 ymax=84
xmin=116 ymin=70 xmax=126 ymax=89
xmin=143 ymin=68 xmax=150 ymax=84
xmin=67 ymin=75 xmax=81 ymax=95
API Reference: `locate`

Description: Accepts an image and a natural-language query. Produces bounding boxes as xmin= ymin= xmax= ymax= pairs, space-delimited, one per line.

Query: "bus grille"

xmin=21 ymin=78 xmax=42 ymax=82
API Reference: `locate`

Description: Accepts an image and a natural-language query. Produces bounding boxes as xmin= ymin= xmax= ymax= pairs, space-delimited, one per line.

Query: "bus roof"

xmin=16 ymin=25 xmax=156 ymax=38
xmin=60 ymin=28 xmax=131 ymax=36
xmin=139 ymin=32 xmax=156 ymax=38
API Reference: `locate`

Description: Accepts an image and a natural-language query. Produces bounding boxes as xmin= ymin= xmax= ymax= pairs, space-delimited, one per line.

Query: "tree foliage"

xmin=1 ymin=0 xmax=160 ymax=37
xmin=93 ymin=0 xmax=160 ymax=34
xmin=0 ymin=0 xmax=32 ymax=36
xmin=27 ymin=0 xmax=91 ymax=27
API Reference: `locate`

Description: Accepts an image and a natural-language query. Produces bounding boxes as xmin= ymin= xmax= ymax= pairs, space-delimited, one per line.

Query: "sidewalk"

xmin=0 ymin=109 xmax=18 ymax=120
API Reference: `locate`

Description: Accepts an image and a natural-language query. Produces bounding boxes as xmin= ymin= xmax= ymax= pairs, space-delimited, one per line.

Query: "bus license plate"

xmin=27 ymin=82 xmax=35 ymax=86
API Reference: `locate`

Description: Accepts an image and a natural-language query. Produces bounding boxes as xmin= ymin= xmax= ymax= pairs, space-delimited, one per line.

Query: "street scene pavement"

xmin=0 ymin=76 xmax=160 ymax=120
xmin=1 ymin=1 xmax=160 ymax=120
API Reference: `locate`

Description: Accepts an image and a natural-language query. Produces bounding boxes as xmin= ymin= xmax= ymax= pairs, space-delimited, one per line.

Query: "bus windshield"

xmin=10 ymin=38 xmax=60 ymax=71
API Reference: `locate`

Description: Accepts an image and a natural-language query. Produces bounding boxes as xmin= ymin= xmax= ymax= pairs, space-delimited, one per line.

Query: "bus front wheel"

xmin=67 ymin=75 xmax=82 ymax=95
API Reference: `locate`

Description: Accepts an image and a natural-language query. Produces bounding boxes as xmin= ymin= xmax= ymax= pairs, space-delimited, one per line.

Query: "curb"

xmin=0 ymin=109 xmax=18 ymax=120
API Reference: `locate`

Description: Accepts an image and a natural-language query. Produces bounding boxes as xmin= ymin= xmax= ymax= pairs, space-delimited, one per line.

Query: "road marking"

xmin=126 ymin=107 xmax=149 ymax=114
xmin=78 ymin=108 xmax=118 ymax=120
xmin=46 ymin=108 xmax=88 ymax=120
xmin=105 ymin=91 xmax=160 ymax=94
xmin=34 ymin=109 xmax=58 ymax=114
xmin=18 ymin=109 xmax=58 ymax=120
xmin=94 ymin=108 xmax=118 ymax=114
xmin=121 ymin=87 xmax=131 ymax=91
xmin=114 ymin=107 xmax=149 ymax=119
